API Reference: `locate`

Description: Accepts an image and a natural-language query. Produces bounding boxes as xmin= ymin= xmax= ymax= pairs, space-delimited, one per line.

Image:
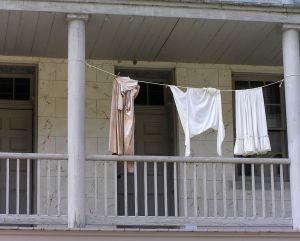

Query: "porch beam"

xmin=67 ymin=13 xmax=88 ymax=228
xmin=282 ymin=25 xmax=300 ymax=231
xmin=1 ymin=0 xmax=300 ymax=24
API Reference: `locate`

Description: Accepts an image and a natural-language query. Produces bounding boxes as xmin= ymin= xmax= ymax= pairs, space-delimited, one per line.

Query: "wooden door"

xmin=117 ymin=107 xmax=174 ymax=217
xmin=0 ymin=108 xmax=32 ymax=214
xmin=134 ymin=107 xmax=174 ymax=216
xmin=115 ymin=69 xmax=175 ymax=218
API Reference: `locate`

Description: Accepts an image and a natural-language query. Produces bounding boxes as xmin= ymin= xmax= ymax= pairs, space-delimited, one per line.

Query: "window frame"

xmin=232 ymin=73 xmax=288 ymax=181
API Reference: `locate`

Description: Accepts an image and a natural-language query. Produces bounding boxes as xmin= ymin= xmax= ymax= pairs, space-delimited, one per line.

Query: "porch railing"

xmin=86 ymin=155 xmax=292 ymax=227
xmin=0 ymin=152 xmax=292 ymax=228
xmin=0 ymin=152 xmax=68 ymax=225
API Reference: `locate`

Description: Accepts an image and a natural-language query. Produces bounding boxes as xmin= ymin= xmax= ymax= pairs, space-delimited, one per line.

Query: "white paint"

xmin=57 ymin=159 xmax=61 ymax=216
xmin=280 ymin=164 xmax=285 ymax=218
xmin=87 ymin=216 xmax=292 ymax=227
xmin=0 ymin=214 xmax=67 ymax=225
xmin=261 ymin=164 xmax=266 ymax=218
xmin=86 ymin=155 xmax=290 ymax=164
xmin=16 ymin=159 xmax=20 ymax=215
xmin=67 ymin=13 xmax=88 ymax=228
xmin=27 ymin=159 xmax=30 ymax=215
xmin=5 ymin=158 xmax=9 ymax=214
xmin=282 ymin=27 xmax=300 ymax=231
xmin=144 ymin=162 xmax=148 ymax=217
xmin=251 ymin=164 xmax=256 ymax=217
xmin=173 ymin=162 xmax=178 ymax=217
xmin=232 ymin=164 xmax=237 ymax=217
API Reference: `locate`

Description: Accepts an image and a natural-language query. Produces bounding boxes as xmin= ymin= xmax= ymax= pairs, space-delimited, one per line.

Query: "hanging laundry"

xmin=109 ymin=77 xmax=140 ymax=172
xmin=234 ymin=87 xmax=271 ymax=156
xmin=170 ymin=86 xmax=225 ymax=156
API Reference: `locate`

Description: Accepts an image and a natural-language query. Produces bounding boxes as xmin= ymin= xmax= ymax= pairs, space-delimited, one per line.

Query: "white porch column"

xmin=67 ymin=13 xmax=88 ymax=228
xmin=282 ymin=24 xmax=300 ymax=231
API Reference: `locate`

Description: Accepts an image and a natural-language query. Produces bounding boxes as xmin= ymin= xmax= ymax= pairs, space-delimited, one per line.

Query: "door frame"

xmin=0 ymin=64 xmax=37 ymax=215
xmin=0 ymin=66 xmax=37 ymax=152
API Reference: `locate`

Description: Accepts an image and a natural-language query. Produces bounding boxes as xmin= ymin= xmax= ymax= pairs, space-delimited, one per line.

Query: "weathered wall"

xmin=37 ymin=58 xmax=115 ymax=215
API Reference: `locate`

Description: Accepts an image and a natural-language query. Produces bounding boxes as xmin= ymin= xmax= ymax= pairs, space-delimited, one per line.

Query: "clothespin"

xmin=115 ymin=72 xmax=120 ymax=79
xmin=279 ymin=79 xmax=284 ymax=88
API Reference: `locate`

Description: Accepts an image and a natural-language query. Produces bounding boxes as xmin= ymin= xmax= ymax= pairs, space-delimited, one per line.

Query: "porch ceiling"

xmin=0 ymin=10 xmax=284 ymax=65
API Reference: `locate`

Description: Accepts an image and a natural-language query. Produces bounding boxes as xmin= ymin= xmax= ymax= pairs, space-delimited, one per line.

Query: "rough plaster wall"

xmin=0 ymin=56 xmax=290 ymax=219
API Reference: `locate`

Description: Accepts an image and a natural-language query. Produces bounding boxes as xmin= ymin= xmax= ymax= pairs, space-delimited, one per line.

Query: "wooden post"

xmin=282 ymin=24 xmax=300 ymax=231
xmin=67 ymin=13 xmax=88 ymax=228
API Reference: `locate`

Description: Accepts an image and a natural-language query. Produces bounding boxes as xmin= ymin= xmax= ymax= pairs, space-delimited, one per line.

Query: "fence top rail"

xmin=0 ymin=152 xmax=68 ymax=160
xmin=86 ymin=154 xmax=290 ymax=164
xmin=0 ymin=152 xmax=290 ymax=164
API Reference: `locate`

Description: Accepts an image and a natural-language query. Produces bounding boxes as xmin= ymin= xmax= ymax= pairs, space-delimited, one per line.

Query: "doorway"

xmin=115 ymin=69 xmax=176 ymax=217
xmin=0 ymin=65 xmax=35 ymax=214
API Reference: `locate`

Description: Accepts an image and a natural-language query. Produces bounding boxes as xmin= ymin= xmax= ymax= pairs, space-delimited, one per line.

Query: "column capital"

xmin=66 ymin=13 xmax=89 ymax=23
xmin=282 ymin=23 xmax=300 ymax=31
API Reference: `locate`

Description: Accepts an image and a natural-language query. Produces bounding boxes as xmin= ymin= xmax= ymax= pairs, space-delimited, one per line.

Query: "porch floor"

xmin=0 ymin=226 xmax=298 ymax=241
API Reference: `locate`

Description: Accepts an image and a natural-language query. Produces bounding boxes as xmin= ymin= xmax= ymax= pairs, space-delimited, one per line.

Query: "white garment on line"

xmin=234 ymin=87 xmax=271 ymax=156
xmin=170 ymin=86 xmax=225 ymax=156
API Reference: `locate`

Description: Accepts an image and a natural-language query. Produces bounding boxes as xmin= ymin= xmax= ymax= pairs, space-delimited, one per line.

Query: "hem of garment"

xmin=234 ymin=136 xmax=271 ymax=156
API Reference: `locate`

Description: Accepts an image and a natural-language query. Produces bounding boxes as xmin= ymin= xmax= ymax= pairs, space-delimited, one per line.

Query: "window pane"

xmin=268 ymin=131 xmax=282 ymax=153
xmin=0 ymin=78 xmax=13 ymax=99
xmin=250 ymin=81 xmax=264 ymax=88
xmin=235 ymin=81 xmax=249 ymax=90
xmin=135 ymin=82 xmax=147 ymax=105
xmin=148 ymin=84 xmax=164 ymax=105
xmin=14 ymin=78 xmax=30 ymax=100
xmin=263 ymin=82 xmax=280 ymax=104
xmin=266 ymin=105 xmax=281 ymax=128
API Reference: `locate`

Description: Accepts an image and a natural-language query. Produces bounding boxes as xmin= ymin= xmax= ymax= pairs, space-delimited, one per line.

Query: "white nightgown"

xmin=234 ymin=87 xmax=271 ymax=156
xmin=170 ymin=86 xmax=225 ymax=156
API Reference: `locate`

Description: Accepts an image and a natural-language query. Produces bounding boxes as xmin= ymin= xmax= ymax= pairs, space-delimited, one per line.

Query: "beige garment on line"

xmin=108 ymin=77 xmax=140 ymax=172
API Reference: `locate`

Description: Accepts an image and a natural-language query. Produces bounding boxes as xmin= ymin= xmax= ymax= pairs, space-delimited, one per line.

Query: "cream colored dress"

xmin=109 ymin=77 xmax=140 ymax=171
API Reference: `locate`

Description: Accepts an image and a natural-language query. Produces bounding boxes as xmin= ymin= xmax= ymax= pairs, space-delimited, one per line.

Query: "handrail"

xmin=0 ymin=152 xmax=68 ymax=160
xmin=0 ymin=152 xmax=290 ymax=164
xmin=87 ymin=154 xmax=290 ymax=164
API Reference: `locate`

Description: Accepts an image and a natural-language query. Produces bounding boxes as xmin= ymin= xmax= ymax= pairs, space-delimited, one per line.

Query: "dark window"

xmin=0 ymin=78 xmax=13 ymax=99
xmin=14 ymin=78 xmax=30 ymax=100
xmin=0 ymin=78 xmax=31 ymax=100
xmin=115 ymin=69 xmax=172 ymax=106
xmin=135 ymin=82 xmax=147 ymax=105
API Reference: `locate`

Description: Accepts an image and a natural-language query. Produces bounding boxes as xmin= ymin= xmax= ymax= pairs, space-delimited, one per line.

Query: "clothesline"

xmin=84 ymin=61 xmax=284 ymax=91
